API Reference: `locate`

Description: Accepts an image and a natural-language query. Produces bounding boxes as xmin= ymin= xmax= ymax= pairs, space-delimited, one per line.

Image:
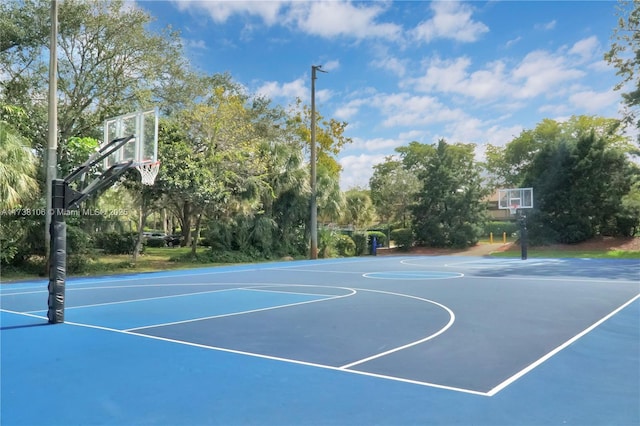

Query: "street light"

xmin=310 ymin=64 xmax=327 ymax=259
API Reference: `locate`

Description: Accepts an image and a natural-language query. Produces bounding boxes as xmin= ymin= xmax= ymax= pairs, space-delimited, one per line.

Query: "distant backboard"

xmin=103 ymin=108 xmax=158 ymax=168
xmin=498 ymin=187 xmax=534 ymax=211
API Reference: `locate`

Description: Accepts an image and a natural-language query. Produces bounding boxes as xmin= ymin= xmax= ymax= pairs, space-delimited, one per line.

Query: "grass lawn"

xmin=0 ymin=247 xmax=222 ymax=283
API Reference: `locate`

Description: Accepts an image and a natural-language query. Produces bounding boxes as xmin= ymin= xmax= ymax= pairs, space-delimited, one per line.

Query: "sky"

xmin=139 ymin=0 xmax=626 ymax=189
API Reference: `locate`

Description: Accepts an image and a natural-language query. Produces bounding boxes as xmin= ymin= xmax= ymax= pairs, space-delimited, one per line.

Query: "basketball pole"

xmin=519 ymin=212 xmax=528 ymax=260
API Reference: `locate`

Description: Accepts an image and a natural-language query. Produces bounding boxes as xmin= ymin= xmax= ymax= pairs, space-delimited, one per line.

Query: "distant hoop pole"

xmin=519 ymin=210 xmax=528 ymax=260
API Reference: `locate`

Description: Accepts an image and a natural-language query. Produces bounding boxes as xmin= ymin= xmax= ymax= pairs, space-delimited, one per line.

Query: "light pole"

xmin=310 ymin=64 xmax=326 ymax=259
xmin=45 ymin=0 xmax=58 ymax=261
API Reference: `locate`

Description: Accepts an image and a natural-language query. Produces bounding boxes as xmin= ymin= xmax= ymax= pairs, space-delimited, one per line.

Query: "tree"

xmin=410 ymin=139 xmax=489 ymax=248
xmin=605 ymin=0 xmax=640 ymax=142
xmin=0 ymin=120 xmax=39 ymax=210
xmin=369 ymin=158 xmax=420 ymax=228
xmin=486 ymin=116 xmax=633 ymax=188
xmin=316 ymin=164 xmax=345 ymax=225
xmin=343 ymin=188 xmax=375 ymax=229
xmin=1 ymin=0 xmax=189 ymax=153
xmin=523 ymin=131 xmax=637 ymax=243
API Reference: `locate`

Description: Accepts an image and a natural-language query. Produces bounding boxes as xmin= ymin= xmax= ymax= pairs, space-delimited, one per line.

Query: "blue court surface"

xmin=1 ymin=256 xmax=638 ymax=425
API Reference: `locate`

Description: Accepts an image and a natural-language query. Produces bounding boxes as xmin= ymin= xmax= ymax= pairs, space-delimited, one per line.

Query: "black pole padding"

xmin=48 ymin=179 xmax=66 ymax=324
xmin=520 ymin=213 xmax=528 ymax=261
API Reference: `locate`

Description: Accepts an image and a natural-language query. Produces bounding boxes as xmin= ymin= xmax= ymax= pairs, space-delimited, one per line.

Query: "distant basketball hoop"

xmin=497 ymin=187 xmax=534 ymax=261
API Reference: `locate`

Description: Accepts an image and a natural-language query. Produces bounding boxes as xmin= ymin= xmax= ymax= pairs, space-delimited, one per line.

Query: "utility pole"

xmin=45 ymin=0 xmax=58 ymax=259
xmin=310 ymin=65 xmax=326 ymax=259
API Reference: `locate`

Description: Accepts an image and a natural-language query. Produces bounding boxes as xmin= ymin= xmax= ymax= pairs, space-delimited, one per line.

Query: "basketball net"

xmin=509 ymin=204 xmax=519 ymax=215
xmin=135 ymin=161 xmax=160 ymax=186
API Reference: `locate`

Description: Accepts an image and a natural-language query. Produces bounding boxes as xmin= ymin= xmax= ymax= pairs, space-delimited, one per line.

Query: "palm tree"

xmin=0 ymin=121 xmax=39 ymax=210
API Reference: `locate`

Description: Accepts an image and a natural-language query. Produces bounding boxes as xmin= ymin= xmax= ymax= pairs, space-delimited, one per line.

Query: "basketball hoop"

xmin=509 ymin=204 xmax=520 ymax=215
xmin=135 ymin=161 xmax=160 ymax=185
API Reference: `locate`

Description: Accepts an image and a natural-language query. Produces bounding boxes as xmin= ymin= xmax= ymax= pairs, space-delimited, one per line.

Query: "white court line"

xmin=0 ymin=282 xmax=248 ymax=297
xmin=23 ymin=287 xmax=243 ymax=313
xmin=124 ymin=286 xmax=357 ymax=332
xmin=486 ymin=293 xmax=640 ymax=396
xmin=238 ymin=287 xmax=343 ymax=298
xmin=0 ymin=307 xmax=487 ymax=396
xmin=340 ymin=288 xmax=455 ymax=369
xmin=464 ymin=275 xmax=640 ymax=284
xmin=363 ymin=271 xmax=464 ymax=280
xmin=1 ymin=308 xmax=47 ymax=320
xmin=269 ymin=267 xmax=365 ymax=274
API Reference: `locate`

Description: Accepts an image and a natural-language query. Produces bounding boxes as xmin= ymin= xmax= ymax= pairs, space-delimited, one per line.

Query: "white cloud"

xmin=569 ymin=89 xmax=619 ymax=113
xmin=340 ymin=153 xmax=388 ymax=189
xmin=412 ymin=1 xmax=489 ymax=43
xmin=322 ymin=60 xmax=340 ymax=72
xmin=371 ymin=56 xmax=407 ymax=77
xmin=512 ymin=50 xmax=584 ymax=99
xmin=254 ymin=78 xmax=306 ymax=101
xmin=370 ymin=92 xmax=467 ymax=128
xmin=346 ymin=136 xmax=404 ymax=153
xmin=407 ymin=57 xmax=513 ymax=101
xmin=569 ymin=36 xmax=599 ymax=62
xmin=505 ymin=36 xmax=522 ymax=49
xmin=334 ymin=99 xmax=366 ymax=120
xmin=286 ymin=1 xmax=401 ymax=40
xmin=535 ymin=20 xmax=557 ymax=31
xmin=173 ymin=0 xmax=284 ymax=25
xmin=183 ymin=38 xmax=207 ymax=50
xmin=398 ymin=129 xmax=429 ymax=141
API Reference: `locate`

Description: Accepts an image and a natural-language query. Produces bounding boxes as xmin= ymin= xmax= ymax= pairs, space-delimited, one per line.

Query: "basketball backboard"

xmin=103 ymin=108 xmax=158 ymax=168
xmin=498 ymin=187 xmax=533 ymax=211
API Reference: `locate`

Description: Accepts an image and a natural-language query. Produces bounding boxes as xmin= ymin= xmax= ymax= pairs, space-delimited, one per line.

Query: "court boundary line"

xmin=0 ymin=282 xmax=253 ymax=297
xmin=485 ymin=293 xmax=640 ymax=396
xmin=24 ymin=287 xmax=242 ymax=313
xmin=363 ymin=271 xmax=464 ymax=280
xmin=124 ymin=285 xmax=357 ymax=332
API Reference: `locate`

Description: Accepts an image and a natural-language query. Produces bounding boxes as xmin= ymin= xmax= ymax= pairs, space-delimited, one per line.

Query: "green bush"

xmin=484 ymin=221 xmax=519 ymax=238
xmin=145 ymin=238 xmax=166 ymax=248
xmin=67 ymin=253 xmax=92 ymax=274
xmin=390 ymin=228 xmax=414 ymax=250
xmin=334 ymin=234 xmax=356 ymax=257
xmin=351 ymin=232 xmax=368 ymax=256
xmin=95 ymin=231 xmax=142 ymax=254
xmin=66 ymin=225 xmax=93 ymax=255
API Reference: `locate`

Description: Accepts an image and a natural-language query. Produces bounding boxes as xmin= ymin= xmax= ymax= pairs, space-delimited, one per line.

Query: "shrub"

xmin=95 ymin=231 xmax=142 ymax=254
xmin=351 ymin=232 xmax=368 ymax=256
xmin=484 ymin=221 xmax=519 ymax=238
xmin=145 ymin=238 xmax=166 ymax=248
xmin=390 ymin=228 xmax=414 ymax=250
xmin=66 ymin=225 xmax=93 ymax=255
xmin=334 ymin=234 xmax=356 ymax=257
